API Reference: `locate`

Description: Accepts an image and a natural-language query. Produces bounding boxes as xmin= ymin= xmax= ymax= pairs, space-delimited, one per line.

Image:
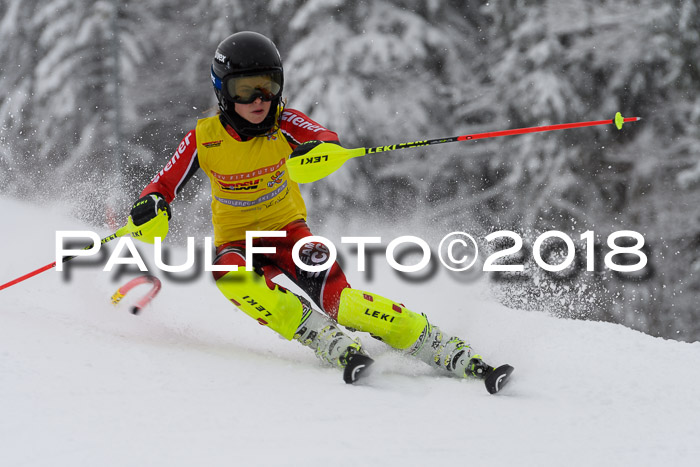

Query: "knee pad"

xmin=336 ymin=289 xmax=428 ymax=350
xmin=216 ymin=269 xmax=306 ymax=340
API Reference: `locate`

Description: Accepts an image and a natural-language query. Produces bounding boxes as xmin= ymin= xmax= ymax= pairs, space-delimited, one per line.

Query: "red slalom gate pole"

xmin=111 ymin=275 xmax=162 ymax=315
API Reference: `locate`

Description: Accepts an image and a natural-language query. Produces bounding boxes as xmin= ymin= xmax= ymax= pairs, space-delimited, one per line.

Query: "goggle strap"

xmin=210 ymin=67 xmax=223 ymax=91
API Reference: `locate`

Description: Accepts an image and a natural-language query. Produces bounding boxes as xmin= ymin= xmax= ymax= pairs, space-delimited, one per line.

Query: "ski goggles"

xmin=212 ymin=69 xmax=283 ymax=104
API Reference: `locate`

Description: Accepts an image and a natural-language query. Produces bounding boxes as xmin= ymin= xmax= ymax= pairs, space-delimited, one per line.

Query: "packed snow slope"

xmin=1 ymin=197 xmax=699 ymax=467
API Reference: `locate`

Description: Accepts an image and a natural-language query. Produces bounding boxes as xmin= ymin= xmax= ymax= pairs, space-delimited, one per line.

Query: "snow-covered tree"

xmin=279 ymin=0 xmax=486 ymax=216
xmin=0 ymin=0 xmax=42 ymax=197
xmin=0 ymin=0 xmax=162 ymax=223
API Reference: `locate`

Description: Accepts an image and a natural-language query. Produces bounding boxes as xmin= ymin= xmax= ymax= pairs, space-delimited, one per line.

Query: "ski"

xmin=343 ymin=354 xmax=374 ymax=384
xmin=484 ymin=364 xmax=515 ymax=394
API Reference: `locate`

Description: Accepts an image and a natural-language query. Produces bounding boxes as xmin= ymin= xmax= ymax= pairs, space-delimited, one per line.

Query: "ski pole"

xmin=286 ymin=112 xmax=641 ymax=184
xmin=0 ymin=225 xmax=129 ymax=292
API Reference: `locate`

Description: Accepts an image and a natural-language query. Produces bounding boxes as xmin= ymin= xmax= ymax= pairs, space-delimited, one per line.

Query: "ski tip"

xmin=343 ymin=354 xmax=374 ymax=384
xmin=484 ymin=364 xmax=514 ymax=394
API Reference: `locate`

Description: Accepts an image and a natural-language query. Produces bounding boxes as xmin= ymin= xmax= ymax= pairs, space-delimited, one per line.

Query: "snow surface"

xmin=1 ymin=197 xmax=699 ymax=467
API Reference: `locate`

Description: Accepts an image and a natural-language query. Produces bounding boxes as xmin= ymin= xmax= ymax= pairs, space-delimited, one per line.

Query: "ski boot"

xmin=408 ymin=320 xmax=513 ymax=394
xmin=294 ymin=301 xmax=373 ymax=384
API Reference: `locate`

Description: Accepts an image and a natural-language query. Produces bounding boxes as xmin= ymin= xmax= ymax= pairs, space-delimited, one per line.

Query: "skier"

xmin=128 ymin=31 xmax=511 ymax=390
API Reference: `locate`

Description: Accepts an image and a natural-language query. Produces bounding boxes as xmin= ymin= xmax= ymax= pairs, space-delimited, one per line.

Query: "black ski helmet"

xmin=210 ymin=31 xmax=284 ymax=138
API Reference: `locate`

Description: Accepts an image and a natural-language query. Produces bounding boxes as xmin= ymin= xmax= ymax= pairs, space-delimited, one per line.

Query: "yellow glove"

xmin=126 ymin=193 xmax=171 ymax=243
